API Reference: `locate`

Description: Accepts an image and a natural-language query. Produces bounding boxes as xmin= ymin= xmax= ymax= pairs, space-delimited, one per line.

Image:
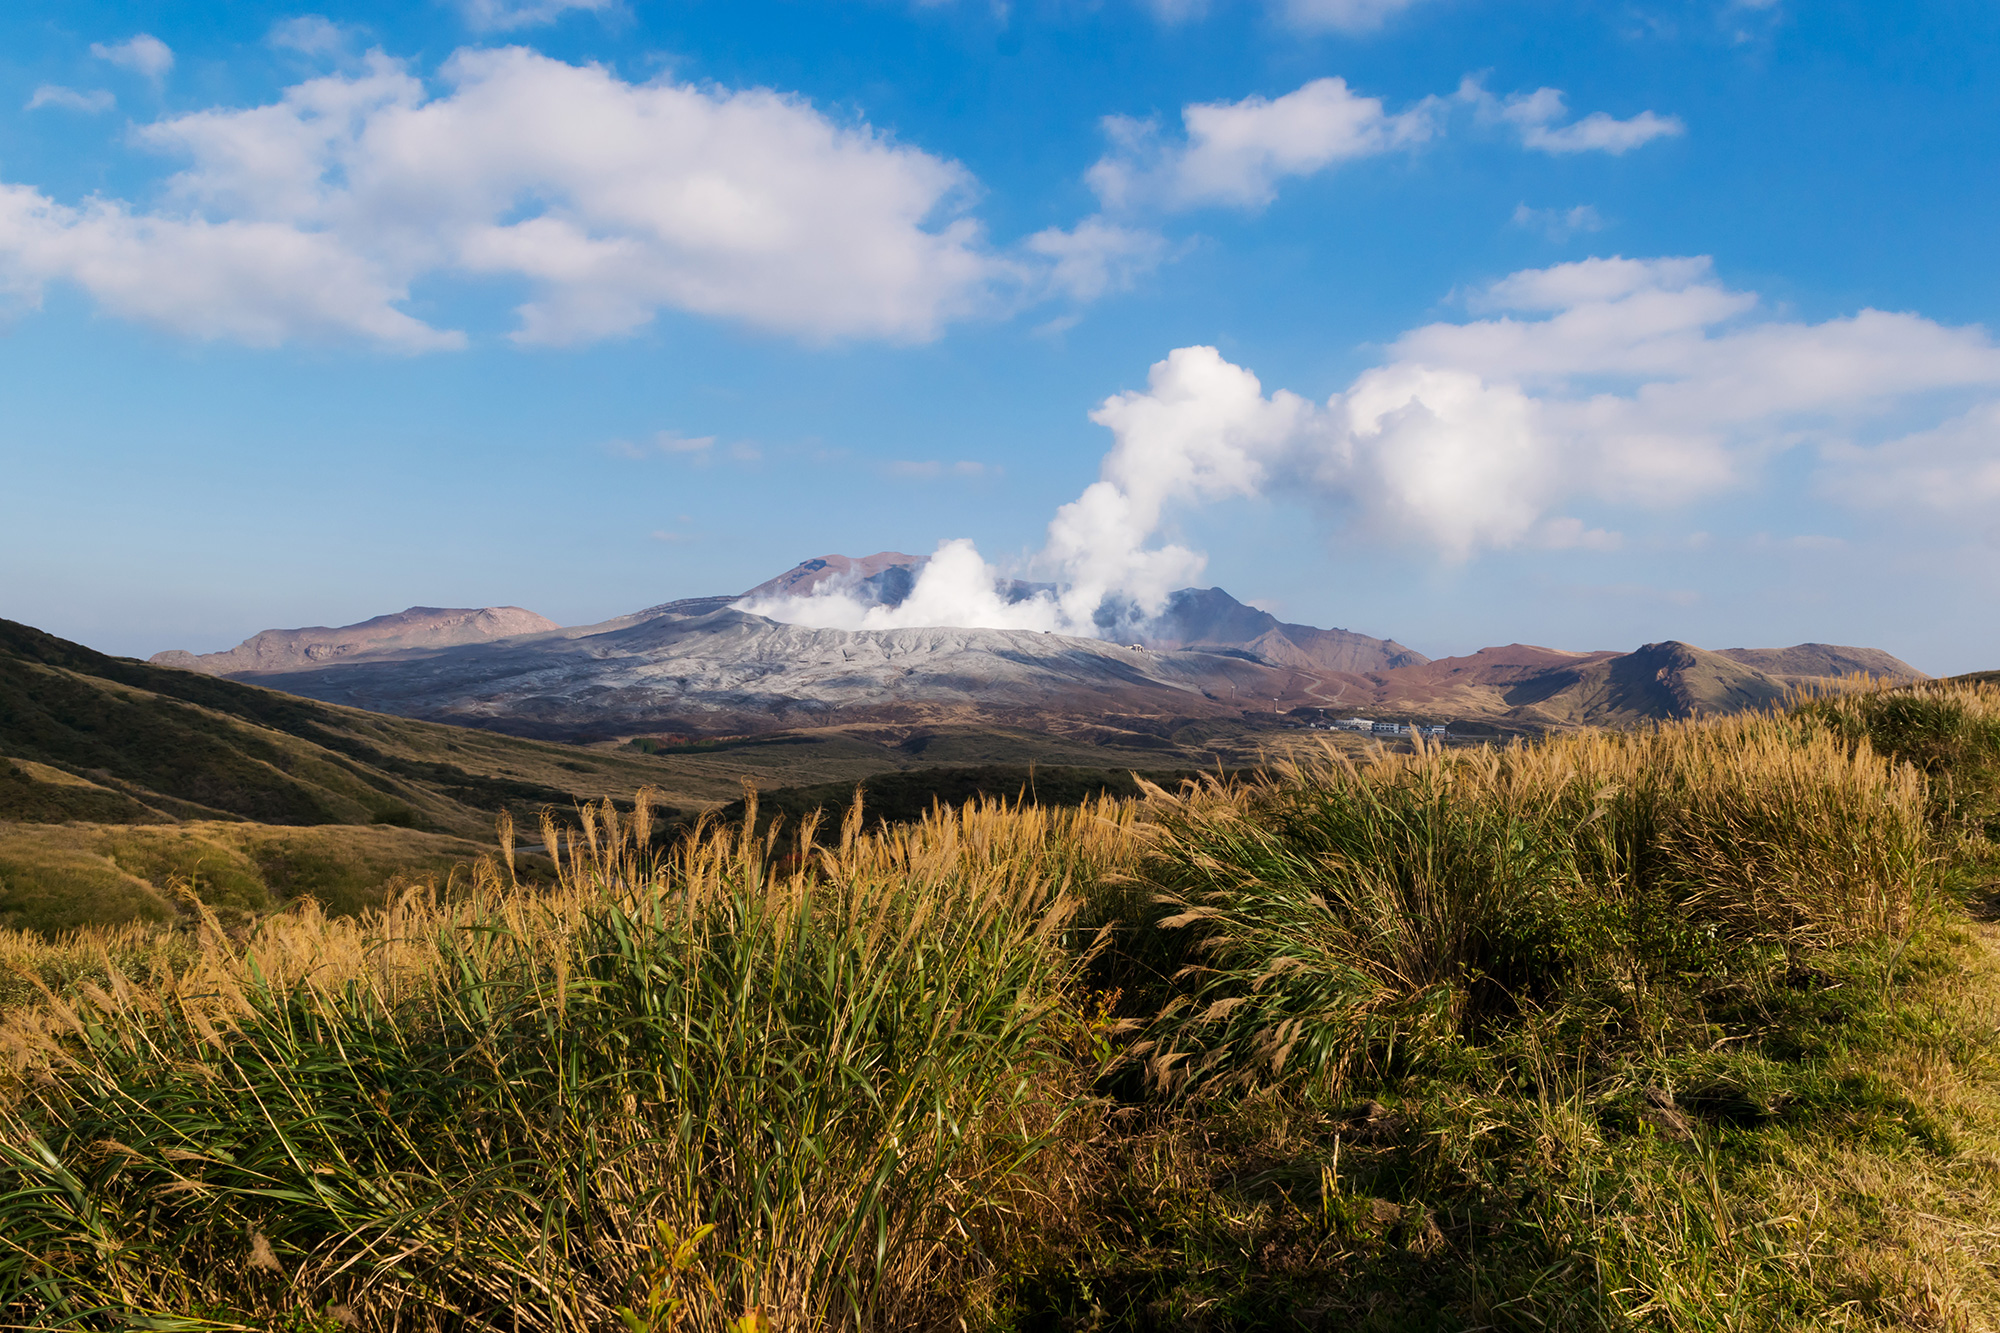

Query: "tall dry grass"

xmin=0 ymin=687 xmax=1985 ymax=1331
xmin=1126 ymin=712 xmax=1935 ymax=1097
xmin=0 ymin=789 xmax=1133 ymax=1331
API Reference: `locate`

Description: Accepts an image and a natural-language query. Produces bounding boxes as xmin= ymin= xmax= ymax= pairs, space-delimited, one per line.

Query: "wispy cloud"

xmin=458 ymin=0 xmax=620 ymax=31
xmin=884 ymin=459 xmax=998 ymax=480
xmin=1461 ymin=78 xmax=1685 ymax=154
xmin=268 ymin=16 xmax=358 ymax=59
xmin=1276 ymin=0 xmax=1434 ymax=32
xmin=90 ymin=34 xmax=174 ymax=83
xmin=25 ymin=86 xmax=114 ymax=113
xmin=1513 ymin=203 xmax=1606 ymax=241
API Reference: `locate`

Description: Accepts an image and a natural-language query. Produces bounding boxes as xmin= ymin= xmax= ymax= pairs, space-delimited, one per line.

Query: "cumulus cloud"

xmin=459 ymin=0 xmax=619 ymax=31
xmin=1089 ymin=77 xmax=1440 ymax=211
xmin=1460 ymin=79 xmax=1685 ymax=155
xmin=91 ymin=35 xmax=174 ymax=83
xmin=0 ymin=48 xmax=1060 ymax=348
xmin=25 ymin=86 xmax=114 ymax=113
xmin=1088 ymin=76 xmax=1678 ymax=214
xmin=0 ymin=183 xmax=462 ymax=348
xmin=745 ymin=257 xmax=2000 ymax=634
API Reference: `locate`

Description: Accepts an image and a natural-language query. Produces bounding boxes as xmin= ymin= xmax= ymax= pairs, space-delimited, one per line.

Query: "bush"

xmin=1124 ymin=712 xmax=1934 ymax=1097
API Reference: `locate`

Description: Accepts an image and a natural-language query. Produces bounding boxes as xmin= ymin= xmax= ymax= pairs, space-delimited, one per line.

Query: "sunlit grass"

xmin=2 ymin=681 xmax=1998 ymax=1330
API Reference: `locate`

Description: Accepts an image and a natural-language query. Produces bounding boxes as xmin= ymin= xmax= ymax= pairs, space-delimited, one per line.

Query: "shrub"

xmin=1124 ymin=711 xmax=1934 ymax=1097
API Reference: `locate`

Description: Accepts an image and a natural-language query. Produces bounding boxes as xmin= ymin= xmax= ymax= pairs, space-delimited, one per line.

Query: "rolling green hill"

xmin=0 ymin=616 xmax=702 ymax=835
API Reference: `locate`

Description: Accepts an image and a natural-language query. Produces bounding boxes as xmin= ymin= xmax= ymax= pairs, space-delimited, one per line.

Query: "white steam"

xmin=740 ymin=255 xmax=2000 ymax=637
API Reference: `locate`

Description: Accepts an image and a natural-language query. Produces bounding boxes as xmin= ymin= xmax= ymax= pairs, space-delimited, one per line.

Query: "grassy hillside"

xmin=1 ymin=678 xmax=1996 ymax=1329
xmin=0 ymin=616 xmax=701 ymax=834
xmin=0 ymin=618 xmax=1323 ymax=933
xmin=0 ymin=821 xmax=495 ymax=933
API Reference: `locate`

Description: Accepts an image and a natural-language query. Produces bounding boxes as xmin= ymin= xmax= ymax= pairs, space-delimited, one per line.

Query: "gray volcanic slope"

xmin=241 ymin=607 xmax=1316 ymax=739
xmin=153 ymin=605 xmax=559 ymax=675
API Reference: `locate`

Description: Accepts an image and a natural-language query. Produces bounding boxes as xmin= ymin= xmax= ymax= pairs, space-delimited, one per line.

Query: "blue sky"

xmin=2 ymin=0 xmax=1996 ymax=672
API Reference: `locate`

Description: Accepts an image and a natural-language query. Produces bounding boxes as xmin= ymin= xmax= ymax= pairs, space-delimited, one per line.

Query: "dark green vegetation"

xmin=3 ymin=675 xmax=1997 ymax=1329
xmin=711 ymin=763 xmax=1232 ymax=836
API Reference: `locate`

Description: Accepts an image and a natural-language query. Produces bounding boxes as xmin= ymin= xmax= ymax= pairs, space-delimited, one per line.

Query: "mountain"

xmin=228 ymin=607 xmax=1322 ymax=740
xmin=1715 ymin=643 xmax=1927 ymax=685
xmin=740 ymin=552 xmax=923 ymax=607
xmin=133 ymin=555 xmax=1928 ymax=742
xmin=1140 ymin=586 xmax=1429 ymax=674
xmin=1286 ymin=639 xmax=1924 ymax=729
xmin=1509 ymin=640 xmax=1797 ymax=726
xmin=151 ymin=605 xmax=559 ymax=676
xmin=738 ymin=554 xmax=1426 ymax=674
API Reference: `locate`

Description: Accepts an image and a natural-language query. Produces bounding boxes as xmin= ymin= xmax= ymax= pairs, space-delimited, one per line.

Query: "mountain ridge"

xmin=153 ymin=605 xmax=559 ymax=677
xmin=128 ymin=554 xmax=1928 ymax=742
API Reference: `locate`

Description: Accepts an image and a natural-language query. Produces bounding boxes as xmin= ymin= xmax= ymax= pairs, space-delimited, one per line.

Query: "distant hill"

xmin=1515 ymin=641 xmax=1795 ymax=726
xmin=121 ymin=553 xmax=1928 ymax=743
xmin=1716 ymin=643 xmax=1926 ymax=685
xmin=1141 ymin=586 xmax=1429 ymax=674
xmin=0 ymin=617 xmax=675 ymax=835
xmin=152 ymin=605 xmax=558 ymax=676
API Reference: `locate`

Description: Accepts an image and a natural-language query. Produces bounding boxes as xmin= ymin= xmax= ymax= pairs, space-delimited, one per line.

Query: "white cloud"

xmin=1461 ymin=79 xmax=1685 ymax=155
xmin=885 ymin=458 xmax=995 ymax=479
xmin=1025 ymin=216 xmax=1170 ymax=300
xmin=1277 ymin=0 xmax=1431 ymax=31
xmin=1513 ymin=202 xmax=1604 ymax=241
xmin=25 ymin=86 xmax=114 ymax=113
xmin=745 ymin=257 xmax=2000 ymax=634
xmin=1089 ymin=77 xmax=1441 ymax=211
xmin=91 ymin=35 xmax=174 ymax=83
xmin=268 ymin=16 xmax=357 ymax=59
xmin=0 ymin=183 xmax=461 ymax=349
xmin=1322 ymin=257 xmax=2000 ymax=550
xmin=0 ymin=47 xmax=1065 ymax=348
xmin=459 ymin=0 xmax=619 ymax=31
xmin=1089 ymin=75 xmax=1678 ymax=214
xmin=1819 ymin=403 xmax=2000 ymax=518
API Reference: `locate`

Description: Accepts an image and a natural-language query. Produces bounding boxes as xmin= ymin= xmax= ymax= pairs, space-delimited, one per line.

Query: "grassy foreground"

xmin=1 ymin=681 xmax=1998 ymax=1330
